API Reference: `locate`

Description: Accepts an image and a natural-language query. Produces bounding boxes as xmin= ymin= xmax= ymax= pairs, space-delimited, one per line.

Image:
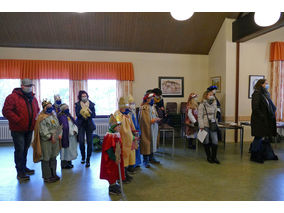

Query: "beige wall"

xmin=0 ymin=47 xmax=209 ymax=110
xmin=239 ymin=27 xmax=284 ymax=118
xmin=208 ymin=18 xmax=236 ymax=120
xmin=209 ymin=19 xmax=284 ymax=142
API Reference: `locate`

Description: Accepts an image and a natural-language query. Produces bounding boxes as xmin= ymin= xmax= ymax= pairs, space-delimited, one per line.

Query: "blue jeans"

xmin=203 ymin=127 xmax=218 ymax=145
xmin=78 ymin=127 xmax=93 ymax=161
xmin=11 ymin=131 xmax=33 ymax=175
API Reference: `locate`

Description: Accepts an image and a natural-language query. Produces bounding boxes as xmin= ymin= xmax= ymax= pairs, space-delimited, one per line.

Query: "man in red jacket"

xmin=2 ymin=79 xmax=40 ymax=181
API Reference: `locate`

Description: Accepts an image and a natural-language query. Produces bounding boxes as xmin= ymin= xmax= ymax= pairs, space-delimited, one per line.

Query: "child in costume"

xmin=32 ymin=99 xmax=62 ymax=183
xmin=53 ymin=94 xmax=62 ymax=114
xmin=185 ymin=93 xmax=199 ymax=149
xmin=128 ymin=95 xmax=141 ymax=171
xmin=139 ymin=93 xmax=161 ymax=168
xmin=57 ymin=103 xmax=78 ymax=169
xmin=100 ymin=114 xmax=125 ymax=195
xmin=114 ymin=97 xmax=137 ymax=183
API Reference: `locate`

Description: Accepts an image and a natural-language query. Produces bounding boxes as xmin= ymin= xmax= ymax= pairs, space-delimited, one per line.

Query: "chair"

xmin=180 ymin=102 xmax=187 ymax=114
xmin=180 ymin=102 xmax=187 ymax=142
xmin=166 ymin=102 xmax=177 ymax=114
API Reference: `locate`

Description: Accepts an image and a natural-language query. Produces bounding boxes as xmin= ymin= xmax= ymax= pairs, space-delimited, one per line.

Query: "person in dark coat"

xmin=250 ymin=79 xmax=278 ymax=163
xmin=75 ymin=90 xmax=96 ymax=168
xmin=2 ymin=79 xmax=40 ymax=181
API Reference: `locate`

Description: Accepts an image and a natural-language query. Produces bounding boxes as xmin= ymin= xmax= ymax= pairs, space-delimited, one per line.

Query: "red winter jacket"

xmin=2 ymin=88 xmax=40 ymax=132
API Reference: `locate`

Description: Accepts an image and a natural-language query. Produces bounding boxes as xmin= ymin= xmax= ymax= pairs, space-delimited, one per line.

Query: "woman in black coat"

xmin=75 ymin=90 xmax=96 ymax=167
xmin=250 ymin=79 xmax=278 ymax=163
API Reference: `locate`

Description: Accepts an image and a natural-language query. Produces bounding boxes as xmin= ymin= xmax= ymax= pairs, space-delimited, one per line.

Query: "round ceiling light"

xmin=254 ymin=12 xmax=281 ymax=27
xmin=170 ymin=11 xmax=194 ymax=21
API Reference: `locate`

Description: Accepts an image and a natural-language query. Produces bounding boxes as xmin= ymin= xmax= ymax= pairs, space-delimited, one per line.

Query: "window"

xmin=0 ymin=79 xmax=21 ymax=118
xmin=88 ymin=80 xmax=117 ymax=115
xmin=40 ymin=79 xmax=69 ymax=105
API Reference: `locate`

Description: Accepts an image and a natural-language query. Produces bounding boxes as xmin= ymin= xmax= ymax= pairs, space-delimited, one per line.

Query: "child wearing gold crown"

xmin=100 ymin=114 xmax=125 ymax=195
xmin=114 ymin=97 xmax=137 ymax=183
xmin=32 ymin=99 xmax=62 ymax=183
xmin=127 ymin=95 xmax=141 ymax=172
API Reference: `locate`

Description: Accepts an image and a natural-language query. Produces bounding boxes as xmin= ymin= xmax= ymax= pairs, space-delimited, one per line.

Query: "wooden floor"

xmin=1 ymin=139 xmax=284 ymax=201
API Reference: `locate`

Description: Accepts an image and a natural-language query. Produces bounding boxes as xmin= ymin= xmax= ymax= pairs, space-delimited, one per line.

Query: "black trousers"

xmin=78 ymin=126 xmax=93 ymax=161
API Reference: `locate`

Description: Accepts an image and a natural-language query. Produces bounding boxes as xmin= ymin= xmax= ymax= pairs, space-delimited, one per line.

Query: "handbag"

xmin=203 ymin=104 xmax=218 ymax=132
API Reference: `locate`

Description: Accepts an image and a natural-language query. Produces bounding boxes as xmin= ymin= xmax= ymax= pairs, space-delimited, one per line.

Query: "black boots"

xmin=188 ymin=138 xmax=196 ymax=150
xmin=211 ymin=144 xmax=220 ymax=164
xmin=204 ymin=144 xmax=220 ymax=164
xmin=203 ymin=144 xmax=214 ymax=163
xmin=149 ymin=153 xmax=160 ymax=164
xmin=61 ymin=160 xmax=73 ymax=169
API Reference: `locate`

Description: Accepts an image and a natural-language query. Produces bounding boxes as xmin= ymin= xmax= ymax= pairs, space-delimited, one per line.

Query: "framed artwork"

xmin=248 ymin=75 xmax=265 ymax=99
xmin=158 ymin=77 xmax=184 ymax=97
xmin=211 ymin=76 xmax=221 ymax=93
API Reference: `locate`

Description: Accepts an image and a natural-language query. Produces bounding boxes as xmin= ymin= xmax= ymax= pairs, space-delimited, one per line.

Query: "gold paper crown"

xmin=42 ymin=99 xmax=52 ymax=109
xmin=109 ymin=114 xmax=122 ymax=127
xmin=54 ymin=94 xmax=61 ymax=101
xmin=128 ymin=95 xmax=135 ymax=104
xmin=118 ymin=97 xmax=129 ymax=108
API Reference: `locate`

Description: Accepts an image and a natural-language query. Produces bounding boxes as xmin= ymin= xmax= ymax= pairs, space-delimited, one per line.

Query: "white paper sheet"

xmin=197 ymin=129 xmax=208 ymax=143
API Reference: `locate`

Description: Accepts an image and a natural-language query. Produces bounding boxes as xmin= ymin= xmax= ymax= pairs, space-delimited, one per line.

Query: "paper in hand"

xmin=197 ymin=129 xmax=208 ymax=143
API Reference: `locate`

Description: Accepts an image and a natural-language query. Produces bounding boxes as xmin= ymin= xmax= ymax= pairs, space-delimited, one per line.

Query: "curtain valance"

xmin=270 ymin=42 xmax=284 ymax=61
xmin=0 ymin=59 xmax=134 ymax=81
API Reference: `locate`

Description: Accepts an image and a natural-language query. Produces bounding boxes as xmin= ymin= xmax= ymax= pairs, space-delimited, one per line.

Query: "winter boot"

xmin=204 ymin=144 xmax=213 ymax=163
xmin=149 ymin=153 xmax=160 ymax=164
xmin=211 ymin=144 xmax=220 ymax=164
xmin=143 ymin=155 xmax=150 ymax=168
xmin=188 ymin=138 xmax=196 ymax=149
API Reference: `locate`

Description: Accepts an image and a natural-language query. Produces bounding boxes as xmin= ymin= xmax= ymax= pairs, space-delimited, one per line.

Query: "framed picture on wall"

xmin=248 ymin=75 xmax=265 ymax=99
xmin=158 ymin=77 xmax=184 ymax=97
xmin=211 ymin=76 xmax=221 ymax=93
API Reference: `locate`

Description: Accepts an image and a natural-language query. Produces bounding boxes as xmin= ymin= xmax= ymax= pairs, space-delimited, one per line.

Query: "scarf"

xmin=80 ymin=100 xmax=90 ymax=110
xmin=32 ymin=111 xmax=49 ymax=163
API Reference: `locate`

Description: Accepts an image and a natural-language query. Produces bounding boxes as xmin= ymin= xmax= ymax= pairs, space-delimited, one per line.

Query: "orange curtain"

xmin=0 ymin=59 xmax=134 ymax=81
xmin=270 ymin=42 xmax=284 ymax=62
xmin=270 ymin=61 xmax=284 ymax=121
xmin=69 ymin=80 xmax=88 ymax=118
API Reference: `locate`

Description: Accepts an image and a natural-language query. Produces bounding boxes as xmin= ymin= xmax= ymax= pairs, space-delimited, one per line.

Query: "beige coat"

xmin=139 ymin=104 xmax=152 ymax=155
xmin=198 ymin=100 xmax=217 ymax=129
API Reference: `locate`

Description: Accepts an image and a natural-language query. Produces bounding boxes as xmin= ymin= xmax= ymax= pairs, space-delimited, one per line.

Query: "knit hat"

xmin=118 ymin=97 xmax=129 ymax=108
xmin=21 ymin=78 xmax=34 ymax=87
xmin=207 ymin=85 xmax=218 ymax=91
xmin=42 ymin=99 xmax=52 ymax=109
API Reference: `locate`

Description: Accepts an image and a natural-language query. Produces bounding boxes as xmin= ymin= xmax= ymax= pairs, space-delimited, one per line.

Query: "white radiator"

xmin=0 ymin=120 xmax=109 ymax=141
xmin=93 ymin=123 xmax=109 ymax=138
xmin=0 ymin=124 xmax=12 ymax=142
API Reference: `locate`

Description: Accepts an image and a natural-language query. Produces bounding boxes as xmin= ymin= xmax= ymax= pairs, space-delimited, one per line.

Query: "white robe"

xmin=150 ymin=105 xmax=159 ymax=153
xmin=60 ymin=119 xmax=78 ymax=161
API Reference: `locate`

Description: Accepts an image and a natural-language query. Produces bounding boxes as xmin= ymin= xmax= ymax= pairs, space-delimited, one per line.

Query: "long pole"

xmin=235 ymin=42 xmax=240 ymax=143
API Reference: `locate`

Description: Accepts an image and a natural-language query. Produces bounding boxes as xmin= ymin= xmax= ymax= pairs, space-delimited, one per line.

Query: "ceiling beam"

xmin=232 ymin=12 xmax=284 ymax=42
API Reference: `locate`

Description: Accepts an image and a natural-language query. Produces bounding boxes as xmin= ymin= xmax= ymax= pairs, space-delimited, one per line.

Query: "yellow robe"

xmin=114 ymin=110 xmax=136 ymax=167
